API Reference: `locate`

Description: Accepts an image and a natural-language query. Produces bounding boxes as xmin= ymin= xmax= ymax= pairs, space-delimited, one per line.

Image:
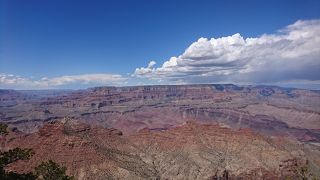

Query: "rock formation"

xmin=1 ymin=84 xmax=319 ymax=142
xmin=2 ymin=119 xmax=319 ymax=180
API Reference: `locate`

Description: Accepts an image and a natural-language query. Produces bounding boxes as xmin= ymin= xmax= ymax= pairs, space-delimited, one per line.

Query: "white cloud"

xmin=147 ymin=60 xmax=156 ymax=68
xmin=134 ymin=19 xmax=320 ymax=85
xmin=0 ymin=73 xmax=126 ymax=89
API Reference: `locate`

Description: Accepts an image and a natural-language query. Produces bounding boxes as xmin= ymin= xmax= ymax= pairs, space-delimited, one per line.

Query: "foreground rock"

xmin=2 ymin=120 xmax=319 ymax=179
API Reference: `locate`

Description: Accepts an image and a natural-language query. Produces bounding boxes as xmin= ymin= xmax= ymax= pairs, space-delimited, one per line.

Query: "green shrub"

xmin=35 ymin=160 xmax=73 ymax=180
xmin=0 ymin=122 xmax=72 ymax=180
xmin=0 ymin=123 xmax=8 ymax=135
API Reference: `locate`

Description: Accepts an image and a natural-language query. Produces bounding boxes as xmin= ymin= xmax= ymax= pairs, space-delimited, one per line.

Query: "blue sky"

xmin=1 ymin=0 xmax=320 ymax=89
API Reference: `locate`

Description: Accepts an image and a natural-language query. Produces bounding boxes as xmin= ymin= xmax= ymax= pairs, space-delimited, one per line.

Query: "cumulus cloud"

xmin=134 ymin=19 xmax=320 ymax=85
xmin=147 ymin=61 xmax=156 ymax=68
xmin=0 ymin=73 xmax=126 ymax=89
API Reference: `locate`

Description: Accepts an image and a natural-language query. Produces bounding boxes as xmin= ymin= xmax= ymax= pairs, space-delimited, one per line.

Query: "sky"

xmin=1 ymin=0 xmax=320 ymax=89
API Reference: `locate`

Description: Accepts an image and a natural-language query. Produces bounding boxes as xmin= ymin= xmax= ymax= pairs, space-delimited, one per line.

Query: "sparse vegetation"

xmin=294 ymin=165 xmax=319 ymax=180
xmin=0 ymin=122 xmax=73 ymax=180
xmin=209 ymin=170 xmax=230 ymax=180
xmin=0 ymin=123 xmax=8 ymax=136
xmin=0 ymin=148 xmax=36 ymax=180
xmin=0 ymin=122 xmax=35 ymax=179
xmin=35 ymin=160 xmax=73 ymax=180
xmin=0 ymin=148 xmax=34 ymax=166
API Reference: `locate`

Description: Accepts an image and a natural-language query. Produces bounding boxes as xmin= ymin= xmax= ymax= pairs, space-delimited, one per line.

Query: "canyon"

xmin=0 ymin=84 xmax=320 ymax=179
